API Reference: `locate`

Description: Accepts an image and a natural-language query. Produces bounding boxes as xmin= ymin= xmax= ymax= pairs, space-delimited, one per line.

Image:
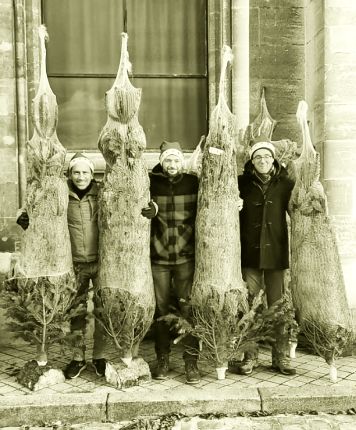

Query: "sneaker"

xmin=239 ymin=358 xmax=258 ymax=375
xmin=92 ymin=358 xmax=107 ymax=377
xmin=272 ymin=357 xmax=296 ymax=376
xmin=154 ymin=355 xmax=169 ymax=380
xmin=185 ymin=361 xmax=200 ymax=385
xmin=64 ymin=360 xmax=86 ymax=379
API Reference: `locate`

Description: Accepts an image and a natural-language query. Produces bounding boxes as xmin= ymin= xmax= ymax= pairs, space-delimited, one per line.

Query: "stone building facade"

xmin=0 ymin=0 xmax=355 ymax=312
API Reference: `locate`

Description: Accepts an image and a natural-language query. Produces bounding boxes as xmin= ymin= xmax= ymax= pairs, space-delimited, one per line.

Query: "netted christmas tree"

xmin=96 ymin=33 xmax=155 ymax=368
xmin=189 ymin=46 xmax=250 ymax=377
xmin=2 ymin=26 xmax=81 ymax=390
xmin=289 ymin=100 xmax=353 ymax=382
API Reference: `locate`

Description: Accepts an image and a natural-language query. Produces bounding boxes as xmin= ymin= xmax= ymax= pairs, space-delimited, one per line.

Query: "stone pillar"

xmin=231 ymin=0 xmax=249 ymax=130
xmin=0 ymin=0 xmax=20 ymax=251
xmin=305 ymin=0 xmax=356 ymax=310
xmin=207 ymin=0 xmax=232 ymax=115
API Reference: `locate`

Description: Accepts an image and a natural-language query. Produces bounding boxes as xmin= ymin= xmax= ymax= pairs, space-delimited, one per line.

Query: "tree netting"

xmin=3 ymin=26 xmax=77 ymax=365
xmin=97 ymin=33 xmax=155 ymax=364
xmin=289 ymin=101 xmax=353 ymax=381
xmin=190 ymin=46 xmax=249 ymax=367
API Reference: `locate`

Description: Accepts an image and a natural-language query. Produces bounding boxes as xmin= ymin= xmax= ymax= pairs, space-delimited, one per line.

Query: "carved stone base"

xmin=16 ymin=360 xmax=65 ymax=391
xmin=105 ymin=357 xmax=151 ymax=389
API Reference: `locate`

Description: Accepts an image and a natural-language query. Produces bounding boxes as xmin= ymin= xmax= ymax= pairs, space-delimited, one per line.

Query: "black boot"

xmin=185 ymin=360 xmax=200 ymax=384
xmin=154 ymin=354 xmax=169 ymax=380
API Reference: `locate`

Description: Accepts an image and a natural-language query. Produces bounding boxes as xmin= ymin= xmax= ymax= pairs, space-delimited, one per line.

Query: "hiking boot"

xmin=272 ymin=357 xmax=296 ymax=376
xmin=185 ymin=361 xmax=200 ymax=385
xmin=92 ymin=358 xmax=107 ymax=377
xmin=64 ymin=360 xmax=86 ymax=379
xmin=154 ymin=355 xmax=169 ymax=380
xmin=239 ymin=358 xmax=258 ymax=375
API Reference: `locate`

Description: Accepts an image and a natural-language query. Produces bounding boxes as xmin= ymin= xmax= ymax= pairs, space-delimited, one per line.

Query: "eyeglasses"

xmin=253 ymin=154 xmax=273 ymax=161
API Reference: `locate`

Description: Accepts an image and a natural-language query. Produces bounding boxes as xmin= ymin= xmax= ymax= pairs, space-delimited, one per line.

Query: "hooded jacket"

xmin=238 ymin=160 xmax=294 ymax=270
xmin=67 ymin=180 xmax=99 ymax=263
xmin=149 ymin=164 xmax=199 ymax=265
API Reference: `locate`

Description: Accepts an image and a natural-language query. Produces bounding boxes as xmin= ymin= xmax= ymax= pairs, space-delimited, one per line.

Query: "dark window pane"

xmin=48 ymin=77 xmax=108 ymax=149
xmin=135 ymin=77 xmax=207 ymax=150
xmin=43 ymin=0 xmax=124 ymax=74
xmin=49 ymin=77 xmax=207 ymax=151
xmin=127 ymin=0 xmax=207 ymax=75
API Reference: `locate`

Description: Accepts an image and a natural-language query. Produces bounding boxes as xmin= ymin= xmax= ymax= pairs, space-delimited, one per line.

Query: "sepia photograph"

xmin=0 ymin=0 xmax=355 ymax=428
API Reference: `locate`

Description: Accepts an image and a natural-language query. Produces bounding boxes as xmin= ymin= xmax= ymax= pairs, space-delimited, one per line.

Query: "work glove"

xmin=16 ymin=211 xmax=29 ymax=230
xmin=141 ymin=200 xmax=158 ymax=219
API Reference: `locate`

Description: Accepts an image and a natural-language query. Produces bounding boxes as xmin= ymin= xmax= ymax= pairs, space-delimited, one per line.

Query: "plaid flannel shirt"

xmin=150 ymin=164 xmax=198 ymax=265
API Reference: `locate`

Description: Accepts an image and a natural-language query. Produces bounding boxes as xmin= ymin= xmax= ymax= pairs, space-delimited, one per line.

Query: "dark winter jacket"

xmin=67 ymin=180 xmax=99 ymax=263
xmin=149 ymin=164 xmax=199 ymax=265
xmin=238 ymin=160 xmax=294 ymax=270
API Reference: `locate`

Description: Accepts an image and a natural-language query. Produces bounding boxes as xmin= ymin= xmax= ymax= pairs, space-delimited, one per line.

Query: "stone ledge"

xmin=107 ymin=387 xmax=261 ymax=421
xmin=2 ymin=385 xmax=356 ymax=427
xmin=259 ymin=385 xmax=356 ymax=414
xmin=0 ymin=393 xmax=108 ymax=427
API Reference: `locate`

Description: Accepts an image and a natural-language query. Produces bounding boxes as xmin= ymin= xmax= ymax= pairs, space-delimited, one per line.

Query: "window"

xmin=42 ymin=0 xmax=208 ymax=151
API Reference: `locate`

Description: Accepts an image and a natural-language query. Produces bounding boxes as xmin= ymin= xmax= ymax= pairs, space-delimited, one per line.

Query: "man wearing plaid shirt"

xmin=141 ymin=140 xmax=200 ymax=384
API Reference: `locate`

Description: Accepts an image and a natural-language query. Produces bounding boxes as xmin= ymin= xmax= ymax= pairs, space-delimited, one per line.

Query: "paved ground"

xmin=0 ymin=337 xmax=355 ymax=397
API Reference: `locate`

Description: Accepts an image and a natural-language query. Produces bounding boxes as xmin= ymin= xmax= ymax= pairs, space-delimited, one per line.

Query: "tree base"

xmin=16 ymin=360 xmax=65 ymax=391
xmin=105 ymin=357 xmax=151 ymax=389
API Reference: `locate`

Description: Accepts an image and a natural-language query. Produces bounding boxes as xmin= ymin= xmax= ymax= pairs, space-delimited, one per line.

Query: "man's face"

xmin=251 ymin=149 xmax=274 ymax=174
xmin=69 ymin=161 xmax=93 ymax=189
xmin=162 ymin=155 xmax=183 ymax=177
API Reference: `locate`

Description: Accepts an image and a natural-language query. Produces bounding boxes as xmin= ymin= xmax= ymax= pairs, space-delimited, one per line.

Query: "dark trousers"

xmin=71 ymin=261 xmax=107 ymax=361
xmin=152 ymin=261 xmax=199 ymax=362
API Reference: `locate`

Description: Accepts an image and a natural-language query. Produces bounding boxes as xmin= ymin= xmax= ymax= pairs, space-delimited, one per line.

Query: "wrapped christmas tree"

xmin=289 ymin=100 xmax=353 ymax=382
xmin=190 ymin=46 xmax=250 ymax=379
xmin=96 ymin=33 xmax=155 ymax=374
xmin=2 ymin=26 xmax=79 ymax=390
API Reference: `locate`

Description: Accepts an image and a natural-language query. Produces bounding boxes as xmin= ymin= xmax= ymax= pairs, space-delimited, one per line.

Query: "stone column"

xmin=231 ymin=0 xmax=249 ymax=130
xmin=0 ymin=0 xmax=20 ymax=249
xmin=305 ymin=0 xmax=356 ymax=310
xmin=207 ymin=0 xmax=232 ymax=115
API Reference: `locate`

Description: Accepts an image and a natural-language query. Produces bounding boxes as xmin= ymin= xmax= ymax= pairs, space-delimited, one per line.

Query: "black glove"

xmin=141 ymin=201 xmax=157 ymax=219
xmin=16 ymin=211 xmax=29 ymax=230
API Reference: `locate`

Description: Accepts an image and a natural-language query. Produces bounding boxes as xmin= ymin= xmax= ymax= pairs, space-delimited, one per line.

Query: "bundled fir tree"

xmin=96 ymin=33 xmax=155 ymax=367
xmin=2 ymin=26 xmax=81 ymax=390
xmin=289 ymin=101 xmax=353 ymax=382
xmin=189 ymin=46 xmax=250 ymax=378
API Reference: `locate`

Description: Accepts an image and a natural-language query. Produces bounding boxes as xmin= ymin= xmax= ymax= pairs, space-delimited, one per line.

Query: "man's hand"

xmin=141 ymin=200 xmax=158 ymax=219
xmin=16 ymin=211 xmax=29 ymax=230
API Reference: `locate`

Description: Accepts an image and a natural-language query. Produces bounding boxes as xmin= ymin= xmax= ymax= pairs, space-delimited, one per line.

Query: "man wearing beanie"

xmin=17 ymin=152 xmax=108 ymax=379
xmin=236 ymin=139 xmax=296 ymax=376
xmin=141 ymin=140 xmax=201 ymax=384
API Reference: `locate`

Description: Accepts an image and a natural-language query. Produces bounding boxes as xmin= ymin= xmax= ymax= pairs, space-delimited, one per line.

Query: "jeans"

xmin=71 ymin=261 xmax=107 ymax=361
xmin=152 ymin=260 xmax=199 ymax=362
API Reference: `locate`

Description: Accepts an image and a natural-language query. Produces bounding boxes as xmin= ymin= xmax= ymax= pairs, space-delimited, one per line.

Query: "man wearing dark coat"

xmin=237 ymin=140 xmax=296 ymax=376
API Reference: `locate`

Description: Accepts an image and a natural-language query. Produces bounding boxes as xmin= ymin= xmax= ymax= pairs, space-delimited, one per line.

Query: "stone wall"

xmin=0 ymin=0 xmax=40 ymax=253
xmin=305 ymin=0 xmax=356 ymax=309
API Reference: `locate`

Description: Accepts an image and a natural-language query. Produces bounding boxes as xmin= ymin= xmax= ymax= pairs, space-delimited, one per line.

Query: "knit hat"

xmin=249 ymin=141 xmax=276 ymax=159
xmin=159 ymin=141 xmax=185 ymax=165
xmin=68 ymin=152 xmax=95 ymax=173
